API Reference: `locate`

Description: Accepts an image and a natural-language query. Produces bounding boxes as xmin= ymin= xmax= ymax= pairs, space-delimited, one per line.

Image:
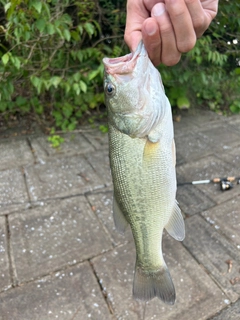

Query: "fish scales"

xmin=103 ymin=41 xmax=185 ymax=304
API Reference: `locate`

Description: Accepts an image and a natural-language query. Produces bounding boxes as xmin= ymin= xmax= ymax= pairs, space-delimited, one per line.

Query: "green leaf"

xmin=73 ymin=72 xmax=80 ymax=82
xmin=177 ymin=97 xmax=190 ymax=110
xmin=4 ymin=2 xmax=11 ymax=13
xmin=16 ymin=96 xmax=27 ymax=107
xmin=83 ymin=22 xmax=95 ymax=37
xmin=71 ymin=31 xmax=80 ymax=41
xmin=46 ymin=23 xmax=55 ymax=35
xmin=68 ymin=121 xmax=76 ymax=131
xmin=234 ymin=68 xmax=240 ymax=75
xmin=73 ymin=83 xmax=80 ymax=95
xmin=79 ymin=80 xmax=87 ymax=93
xmin=50 ymin=76 xmax=62 ymax=88
xmin=0 ymin=101 xmax=7 ymax=112
xmin=11 ymin=56 xmax=21 ymax=69
xmin=2 ymin=53 xmax=10 ymax=65
xmin=42 ymin=2 xmax=50 ymax=18
xmin=88 ymin=69 xmax=99 ymax=81
xmin=35 ymin=19 xmax=46 ymax=32
xmin=31 ymin=1 xmax=42 ymax=13
xmin=30 ymin=76 xmax=42 ymax=94
xmin=63 ymin=29 xmax=71 ymax=42
xmin=62 ymin=104 xmax=73 ymax=118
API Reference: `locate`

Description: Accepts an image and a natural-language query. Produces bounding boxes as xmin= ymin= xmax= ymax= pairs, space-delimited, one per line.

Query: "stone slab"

xmin=175 ymin=132 xmax=213 ymax=163
xmin=92 ymin=235 xmax=226 ymax=320
xmin=0 ymin=216 xmax=11 ymax=292
xmin=9 ymin=196 xmax=112 ymax=284
xmin=176 ymin=184 xmax=216 ymax=216
xmin=24 ymin=155 xmax=104 ymax=201
xmin=0 ymin=262 xmax=113 ymax=320
xmin=173 ymin=110 xmax=223 ymax=137
xmin=87 ymin=191 xmax=133 ymax=246
xmin=201 ymin=197 xmax=240 ymax=250
xmin=83 ymin=129 xmax=109 ymax=150
xmin=177 ymin=155 xmax=239 ymax=204
xmin=224 ymin=115 xmax=240 ymax=134
xmin=216 ymin=143 xmax=240 ymax=169
xmin=210 ymin=299 xmax=240 ymax=320
xmin=0 ymin=139 xmax=34 ymax=171
xmin=0 ymin=168 xmax=29 ymax=215
xmin=30 ymin=132 xmax=94 ymax=163
xmin=86 ymin=150 xmax=112 ymax=187
xmin=183 ymin=214 xmax=240 ymax=302
xmin=198 ymin=123 xmax=240 ymax=151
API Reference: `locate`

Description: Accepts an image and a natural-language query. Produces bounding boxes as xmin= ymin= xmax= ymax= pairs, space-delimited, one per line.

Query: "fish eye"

xmin=105 ymin=83 xmax=115 ymax=96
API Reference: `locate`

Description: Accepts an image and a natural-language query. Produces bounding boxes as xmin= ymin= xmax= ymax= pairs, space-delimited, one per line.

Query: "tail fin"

xmin=133 ymin=260 xmax=175 ymax=304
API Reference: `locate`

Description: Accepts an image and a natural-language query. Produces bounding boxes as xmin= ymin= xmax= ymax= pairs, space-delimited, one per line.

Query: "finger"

xmin=184 ymin=0 xmax=217 ymax=37
xmin=143 ymin=0 xmax=164 ymax=12
xmin=124 ymin=0 xmax=149 ymax=51
xmin=142 ymin=18 xmax=161 ymax=66
xmin=152 ymin=3 xmax=181 ymax=66
xmin=165 ymin=0 xmax=196 ymax=53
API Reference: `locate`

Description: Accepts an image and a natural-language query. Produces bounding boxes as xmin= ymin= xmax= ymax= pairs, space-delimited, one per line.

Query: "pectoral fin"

xmin=165 ymin=201 xmax=185 ymax=241
xmin=112 ymin=196 xmax=128 ymax=234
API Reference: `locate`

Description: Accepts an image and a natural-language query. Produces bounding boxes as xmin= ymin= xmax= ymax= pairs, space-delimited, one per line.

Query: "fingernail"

xmin=152 ymin=3 xmax=166 ymax=17
xmin=144 ymin=20 xmax=157 ymax=36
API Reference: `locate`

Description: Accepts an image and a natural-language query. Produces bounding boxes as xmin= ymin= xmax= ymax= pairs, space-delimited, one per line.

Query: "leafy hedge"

xmin=0 ymin=0 xmax=239 ymax=131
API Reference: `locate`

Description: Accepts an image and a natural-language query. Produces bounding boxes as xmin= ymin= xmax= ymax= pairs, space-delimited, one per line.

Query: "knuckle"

xmin=192 ymin=15 xmax=207 ymax=32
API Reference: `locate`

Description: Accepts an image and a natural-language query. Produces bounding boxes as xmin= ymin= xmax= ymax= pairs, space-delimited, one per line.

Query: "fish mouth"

xmin=103 ymin=41 xmax=145 ymax=76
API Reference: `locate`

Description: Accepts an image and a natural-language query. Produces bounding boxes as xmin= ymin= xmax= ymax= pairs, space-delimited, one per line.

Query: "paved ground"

xmin=0 ymin=110 xmax=239 ymax=320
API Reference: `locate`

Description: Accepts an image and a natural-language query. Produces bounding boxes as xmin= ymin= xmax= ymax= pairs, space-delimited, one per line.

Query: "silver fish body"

xmin=103 ymin=42 xmax=185 ymax=304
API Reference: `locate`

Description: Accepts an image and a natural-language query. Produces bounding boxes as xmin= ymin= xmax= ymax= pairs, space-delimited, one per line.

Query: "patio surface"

xmin=0 ymin=109 xmax=239 ymax=319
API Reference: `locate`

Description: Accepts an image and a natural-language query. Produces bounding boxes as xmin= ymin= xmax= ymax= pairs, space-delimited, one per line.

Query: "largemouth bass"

xmin=103 ymin=42 xmax=185 ymax=304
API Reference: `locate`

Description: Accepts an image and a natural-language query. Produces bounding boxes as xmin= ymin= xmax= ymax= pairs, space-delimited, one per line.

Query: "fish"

xmin=103 ymin=41 xmax=185 ymax=304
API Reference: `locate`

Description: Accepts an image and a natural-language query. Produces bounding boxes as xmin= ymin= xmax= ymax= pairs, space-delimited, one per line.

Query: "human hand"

xmin=124 ymin=0 xmax=219 ymax=66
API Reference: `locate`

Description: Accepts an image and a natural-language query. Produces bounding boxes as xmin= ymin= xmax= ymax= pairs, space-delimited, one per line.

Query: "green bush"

xmin=159 ymin=1 xmax=240 ymax=114
xmin=0 ymin=0 xmax=239 ymax=131
xmin=0 ymin=0 xmax=127 ymax=130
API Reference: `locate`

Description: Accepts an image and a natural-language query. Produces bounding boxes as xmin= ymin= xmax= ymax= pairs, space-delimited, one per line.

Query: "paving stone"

xmin=224 ymin=115 xmax=240 ymax=134
xmin=24 ymin=156 xmax=104 ymax=201
xmin=9 ymin=196 xmax=112 ymax=284
xmin=183 ymin=214 xmax=240 ymax=302
xmin=177 ymin=155 xmax=239 ymax=204
xmin=87 ymin=192 xmax=133 ymax=246
xmin=176 ymin=184 xmax=216 ymax=216
xmin=30 ymin=133 xmax=94 ymax=163
xmin=175 ymin=132 xmax=213 ymax=163
xmin=173 ymin=116 xmax=199 ymax=137
xmin=86 ymin=150 xmax=112 ymax=187
xmin=216 ymin=143 xmax=240 ymax=169
xmin=201 ymin=197 xmax=240 ymax=250
xmin=83 ymin=129 xmax=109 ymax=150
xmin=0 ymin=139 xmax=34 ymax=170
xmin=210 ymin=299 xmax=240 ymax=320
xmin=0 ymin=168 xmax=29 ymax=215
xmin=198 ymin=123 xmax=240 ymax=150
xmin=188 ymin=110 xmax=224 ymax=126
xmin=0 ymin=216 xmax=11 ymax=292
xmin=0 ymin=262 xmax=112 ymax=320
xmin=174 ymin=110 xmax=223 ymax=137
xmin=92 ymin=235 xmax=226 ymax=320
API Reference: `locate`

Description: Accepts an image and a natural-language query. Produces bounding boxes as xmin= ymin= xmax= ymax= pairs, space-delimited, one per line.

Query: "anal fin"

xmin=165 ymin=200 xmax=185 ymax=241
xmin=113 ymin=196 xmax=128 ymax=234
